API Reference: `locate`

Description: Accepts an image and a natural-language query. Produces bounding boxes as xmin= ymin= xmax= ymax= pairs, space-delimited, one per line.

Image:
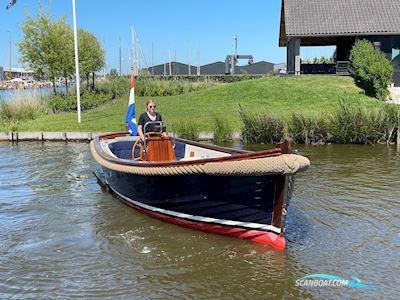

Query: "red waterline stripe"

xmin=115 ymin=193 xmax=286 ymax=251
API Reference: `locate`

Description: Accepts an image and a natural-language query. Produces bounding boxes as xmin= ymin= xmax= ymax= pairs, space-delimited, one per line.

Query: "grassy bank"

xmin=0 ymin=75 xmax=385 ymax=132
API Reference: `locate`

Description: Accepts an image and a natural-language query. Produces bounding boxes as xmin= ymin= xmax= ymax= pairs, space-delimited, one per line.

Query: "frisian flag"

xmin=125 ymin=74 xmax=138 ymax=135
xmin=6 ymin=0 xmax=17 ymax=10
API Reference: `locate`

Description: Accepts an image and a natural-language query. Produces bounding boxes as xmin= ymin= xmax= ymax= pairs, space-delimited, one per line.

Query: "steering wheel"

xmin=132 ymin=132 xmax=167 ymax=161
xmin=145 ymin=132 xmax=162 ymax=138
xmin=131 ymin=139 xmax=144 ymax=160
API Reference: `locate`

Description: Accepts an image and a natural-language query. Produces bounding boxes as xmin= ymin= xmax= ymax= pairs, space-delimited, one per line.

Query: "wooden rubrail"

xmin=144 ymin=136 xmax=176 ymax=162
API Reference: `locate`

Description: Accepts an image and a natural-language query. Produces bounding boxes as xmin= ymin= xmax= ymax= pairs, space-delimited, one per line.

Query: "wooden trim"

xmin=272 ymin=175 xmax=288 ymax=230
xmin=272 ymin=138 xmax=292 ymax=230
xmin=97 ymin=131 xmax=128 ymax=140
xmin=97 ymin=132 xmax=249 ymax=154
xmin=277 ymin=138 xmax=294 ymax=154
xmin=94 ymin=132 xmax=283 ymax=168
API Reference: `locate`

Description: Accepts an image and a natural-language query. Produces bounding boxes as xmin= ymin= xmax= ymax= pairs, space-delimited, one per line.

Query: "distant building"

xmin=199 ymin=62 xmax=225 ymax=75
xmin=148 ymin=62 xmax=197 ymax=76
xmin=0 ymin=67 xmax=34 ymax=80
xmin=273 ymin=63 xmax=286 ymax=73
xmin=145 ymin=60 xmax=275 ymax=75
xmin=237 ymin=61 xmax=274 ymax=74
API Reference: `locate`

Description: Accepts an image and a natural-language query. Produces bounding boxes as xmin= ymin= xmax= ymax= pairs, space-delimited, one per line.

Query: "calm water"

xmin=0 ymin=87 xmax=66 ymax=102
xmin=0 ymin=142 xmax=399 ymax=299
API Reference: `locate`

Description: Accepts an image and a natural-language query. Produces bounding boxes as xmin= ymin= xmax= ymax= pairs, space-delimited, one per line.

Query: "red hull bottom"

xmin=114 ymin=193 xmax=286 ymax=251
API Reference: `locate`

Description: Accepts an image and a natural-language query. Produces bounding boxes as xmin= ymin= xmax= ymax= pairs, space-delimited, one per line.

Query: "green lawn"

xmin=14 ymin=75 xmax=380 ymax=132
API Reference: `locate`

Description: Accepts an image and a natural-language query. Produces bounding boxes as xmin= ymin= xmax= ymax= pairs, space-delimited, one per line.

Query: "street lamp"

xmin=234 ymin=34 xmax=238 ymax=58
xmin=7 ymin=30 xmax=11 ymax=80
xmin=231 ymin=35 xmax=238 ymax=74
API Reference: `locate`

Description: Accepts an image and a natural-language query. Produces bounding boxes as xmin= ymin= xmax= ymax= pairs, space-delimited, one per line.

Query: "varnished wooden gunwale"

xmin=94 ymin=132 xmax=283 ymax=167
xmin=272 ymin=139 xmax=293 ymax=230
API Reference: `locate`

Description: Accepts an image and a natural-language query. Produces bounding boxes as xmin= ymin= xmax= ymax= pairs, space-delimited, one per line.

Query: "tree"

xmin=19 ymin=10 xmax=74 ymax=94
xmin=52 ymin=19 xmax=74 ymax=93
xmin=19 ymin=9 xmax=104 ymax=94
xmin=78 ymin=29 xmax=105 ymax=90
xmin=19 ymin=10 xmax=51 ymax=83
xmin=109 ymin=68 xmax=118 ymax=77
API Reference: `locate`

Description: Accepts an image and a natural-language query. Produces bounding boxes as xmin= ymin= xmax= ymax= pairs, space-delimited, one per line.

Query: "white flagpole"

xmin=72 ymin=0 xmax=81 ymax=123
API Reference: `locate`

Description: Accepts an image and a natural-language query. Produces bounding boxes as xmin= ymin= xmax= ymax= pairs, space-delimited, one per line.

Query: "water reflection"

xmin=0 ymin=141 xmax=398 ymax=299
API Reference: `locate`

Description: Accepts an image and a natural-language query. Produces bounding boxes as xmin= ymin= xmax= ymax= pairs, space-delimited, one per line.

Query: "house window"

xmin=392 ymin=49 xmax=400 ymax=71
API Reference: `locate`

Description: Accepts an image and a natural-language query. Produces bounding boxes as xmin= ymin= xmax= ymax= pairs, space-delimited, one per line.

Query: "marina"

xmin=0 ymin=141 xmax=398 ymax=298
xmin=0 ymin=86 xmax=66 ymax=102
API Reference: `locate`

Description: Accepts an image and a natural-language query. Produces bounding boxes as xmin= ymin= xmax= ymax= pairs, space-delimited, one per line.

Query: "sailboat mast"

xmin=151 ymin=41 xmax=154 ymax=75
xmin=131 ymin=26 xmax=137 ymax=75
xmin=135 ymin=32 xmax=139 ymax=75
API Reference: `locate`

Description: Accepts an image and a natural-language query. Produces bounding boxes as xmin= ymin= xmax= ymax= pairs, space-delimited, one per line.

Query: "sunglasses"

xmin=149 ymin=105 xmax=156 ymax=108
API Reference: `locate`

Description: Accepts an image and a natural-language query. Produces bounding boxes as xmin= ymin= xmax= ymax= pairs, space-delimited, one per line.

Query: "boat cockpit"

xmin=101 ymin=121 xmax=233 ymax=162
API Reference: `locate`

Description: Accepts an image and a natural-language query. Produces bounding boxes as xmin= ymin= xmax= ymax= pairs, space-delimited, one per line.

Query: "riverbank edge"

xmin=0 ymin=132 xmax=242 ymax=142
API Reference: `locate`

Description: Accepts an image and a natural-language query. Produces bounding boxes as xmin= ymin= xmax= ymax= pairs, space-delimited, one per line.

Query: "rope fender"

xmin=90 ymin=141 xmax=310 ymax=177
xmin=203 ymin=154 xmax=310 ymax=176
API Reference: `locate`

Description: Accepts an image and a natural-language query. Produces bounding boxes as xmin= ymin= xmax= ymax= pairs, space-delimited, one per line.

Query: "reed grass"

xmin=328 ymin=98 xmax=399 ymax=144
xmin=240 ymin=98 xmax=400 ymax=144
xmin=0 ymin=92 xmax=48 ymax=122
xmin=174 ymin=119 xmax=200 ymax=140
xmin=212 ymin=115 xmax=233 ymax=144
xmin=287 ymin=113 xmax=329 ymax=144
xmin=239 ymin=105 xmax=285 ymax=144
xmin=378 ymin=104 xmax=399 ymax=143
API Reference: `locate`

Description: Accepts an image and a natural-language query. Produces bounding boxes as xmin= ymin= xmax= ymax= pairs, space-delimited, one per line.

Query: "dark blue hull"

xmin=103 ymin=168 xmax=277 ymax=226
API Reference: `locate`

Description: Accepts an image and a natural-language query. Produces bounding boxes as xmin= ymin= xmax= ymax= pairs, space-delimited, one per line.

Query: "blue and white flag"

xmin=6 ymin=0 xmax=17 ymax=10
xmin=125 ymin=74 xmax=138 ymax=135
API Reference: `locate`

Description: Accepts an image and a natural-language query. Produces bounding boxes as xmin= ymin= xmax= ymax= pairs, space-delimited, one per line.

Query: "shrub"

xmin=349 ymin=39 xmax=393 ymax=100
xmin=136 ymin=74 xmax=263 ymax=83
xmin=0 ymin=119 xmax=19 ymax=132
xmin=135 ymin=77 xmax=219 ymax=97
xmin=48 ymin=90 xmax=114 ymax=112
xmin=95 ymin=76 xmax=129 ymax=98
xmin=212 ymin=115 xmax=233 ymax=144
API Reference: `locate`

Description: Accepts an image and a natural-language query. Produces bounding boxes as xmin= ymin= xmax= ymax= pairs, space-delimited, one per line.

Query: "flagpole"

xmin=72 ymin=0 xmax=81 ymax=123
